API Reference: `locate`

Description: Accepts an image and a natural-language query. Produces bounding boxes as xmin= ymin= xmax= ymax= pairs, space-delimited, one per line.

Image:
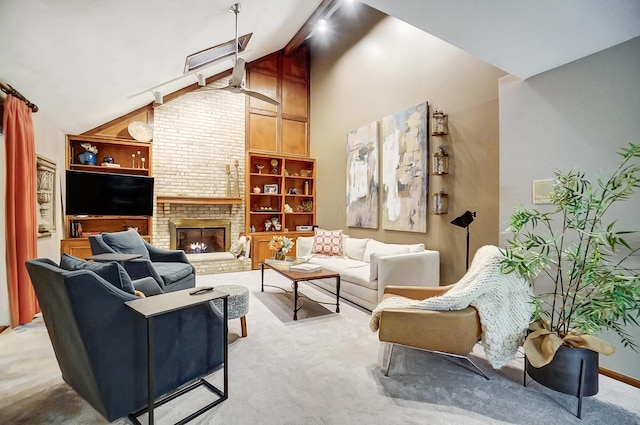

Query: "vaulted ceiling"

xmin=1 ymin=0 xmax=638 ymax=135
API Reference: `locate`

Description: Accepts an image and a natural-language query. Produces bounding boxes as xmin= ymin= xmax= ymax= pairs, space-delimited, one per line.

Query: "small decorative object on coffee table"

xmin=268 ymin=235 xmax=294 ymax=261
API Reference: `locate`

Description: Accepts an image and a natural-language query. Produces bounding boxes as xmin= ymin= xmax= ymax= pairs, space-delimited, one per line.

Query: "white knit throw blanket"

xmin=370 ymin=245 xmax=533 ymax=369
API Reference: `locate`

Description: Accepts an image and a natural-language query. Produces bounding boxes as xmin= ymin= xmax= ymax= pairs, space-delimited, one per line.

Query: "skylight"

xmin=184 ymin=33 xmax=252 ymax=73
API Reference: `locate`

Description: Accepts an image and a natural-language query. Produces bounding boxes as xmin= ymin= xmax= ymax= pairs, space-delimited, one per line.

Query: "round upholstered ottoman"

xmin=212 ymin=285 xmax=249 ymax=337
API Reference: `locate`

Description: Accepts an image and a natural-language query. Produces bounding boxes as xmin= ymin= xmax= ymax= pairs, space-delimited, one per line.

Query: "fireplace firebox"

xmin=170 ymin=219 xmax=231 ymax=254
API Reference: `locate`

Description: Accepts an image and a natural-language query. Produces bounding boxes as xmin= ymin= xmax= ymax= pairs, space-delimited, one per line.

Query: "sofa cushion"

xmin=153 ymin=262 xmax=193 ymax=286
xmin=101 ymin=230 xmax=150 ymax=260
xmin=312 ymin=229 xmax=345 ymax=257
xmin=344 ymin=238 xmax=369 ymax=261
xmin=60 ymin=254 xmax=135 ymax=294
xmin=307 ymin=257 xmax=376 ymax=290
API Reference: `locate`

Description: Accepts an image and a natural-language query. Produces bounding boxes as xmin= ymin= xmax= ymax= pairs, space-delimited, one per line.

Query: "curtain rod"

xmin=0 ymin=81 xmax=39 ymax=113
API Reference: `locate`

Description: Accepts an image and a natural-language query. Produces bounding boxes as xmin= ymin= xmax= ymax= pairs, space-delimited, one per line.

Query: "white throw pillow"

xmin=296 ymin=236 xmax=314 ymax=258
xmin=344 ymin=238 xmax=369 ymax=261
xmin=363 ymin=239 xmax=385 ymax=263
xmin=368 ymin=245 xmax=411 ymax=281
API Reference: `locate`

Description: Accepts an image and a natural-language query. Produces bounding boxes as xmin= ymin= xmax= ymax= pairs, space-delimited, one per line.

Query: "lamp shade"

xmin=451 ymin=210 xmax=475 ymax=228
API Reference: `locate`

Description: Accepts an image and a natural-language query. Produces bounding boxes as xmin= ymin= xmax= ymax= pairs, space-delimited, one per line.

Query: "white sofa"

xmin=296 ymin=236 xmax=439 ymax=311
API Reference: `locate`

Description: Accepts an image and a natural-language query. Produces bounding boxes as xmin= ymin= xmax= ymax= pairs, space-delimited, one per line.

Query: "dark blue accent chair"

xmin=25 ymin=258 xmax=224 ymax=422
xmin=88 ymin=229 xmax=195 ymax=293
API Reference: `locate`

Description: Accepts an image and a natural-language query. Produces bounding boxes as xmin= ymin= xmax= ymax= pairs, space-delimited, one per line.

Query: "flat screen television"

xmin=65 ymin=170 xmax=154 ymax=216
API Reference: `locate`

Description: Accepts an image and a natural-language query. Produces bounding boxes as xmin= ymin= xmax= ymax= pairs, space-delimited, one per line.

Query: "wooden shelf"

xmin=63 ymin=134 xmax=154 ymax=257
xmin=157 ymin=196 xmax=242 ymax=214
xmin=157 ymin=196 xmax=242 ymax=205
xmin=246 ymin=152 xmax=315 ymax=269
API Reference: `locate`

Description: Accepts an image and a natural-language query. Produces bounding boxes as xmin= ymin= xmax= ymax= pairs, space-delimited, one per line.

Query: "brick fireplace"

xmin=170 ymin=218 xmax=231 ymax=253
xmin=150 ymin=77 xmax=251 ymax=275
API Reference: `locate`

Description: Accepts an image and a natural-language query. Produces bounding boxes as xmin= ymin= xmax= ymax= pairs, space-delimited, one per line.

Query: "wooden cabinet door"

xmin=252 ymin=236 xmax=274 ymax=269
xmin=60 ymin=238 xmax=93 ymax=259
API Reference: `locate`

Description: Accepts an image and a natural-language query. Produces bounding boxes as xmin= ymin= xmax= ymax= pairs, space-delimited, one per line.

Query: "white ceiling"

xmin=1 ymin=0 xmax=639 ymax=135
xmin=0 ymin=0 xmax=324 ymax=134
xmin=361 ymin=0 xmax=640 ymax=80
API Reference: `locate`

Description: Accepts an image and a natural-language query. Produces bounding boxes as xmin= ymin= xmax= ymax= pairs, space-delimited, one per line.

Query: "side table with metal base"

xmin=125 ymin=289 xmax=229 ymax=425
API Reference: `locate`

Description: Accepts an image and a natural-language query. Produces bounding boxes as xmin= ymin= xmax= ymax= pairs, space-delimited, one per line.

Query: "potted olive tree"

xmin=501 ymin=143 xmax=640 ymax=404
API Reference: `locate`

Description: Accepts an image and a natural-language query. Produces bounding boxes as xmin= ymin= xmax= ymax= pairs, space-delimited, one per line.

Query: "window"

xmin=184 ymin=33 xmax=252 ymax=73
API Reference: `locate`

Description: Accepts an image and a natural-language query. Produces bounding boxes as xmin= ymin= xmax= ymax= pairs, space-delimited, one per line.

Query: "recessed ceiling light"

xmin=317 ymin=18 xmax=328 ymax=32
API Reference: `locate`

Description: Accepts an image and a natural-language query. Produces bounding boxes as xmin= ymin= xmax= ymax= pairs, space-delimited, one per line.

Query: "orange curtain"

xmin=3 ymin=94 xmax=39 ymax=326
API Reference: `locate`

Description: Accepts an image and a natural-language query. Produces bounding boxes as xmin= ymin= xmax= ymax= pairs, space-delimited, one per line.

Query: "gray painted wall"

xmin=499 ymin=36 xmax=640 ymax=379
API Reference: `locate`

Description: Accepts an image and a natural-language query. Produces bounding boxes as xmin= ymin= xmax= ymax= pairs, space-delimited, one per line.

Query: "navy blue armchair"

xmin=89 ymin=229 xmax=195 ymax=293
xmin=25 ymin=258 xmax=224 ymax=422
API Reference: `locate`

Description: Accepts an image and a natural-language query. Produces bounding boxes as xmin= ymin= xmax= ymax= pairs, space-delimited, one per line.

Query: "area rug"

xmin=254 ymin=289 xmax=334 ymax=323
xmin=1 ymin=269 xmax=639 ymax=425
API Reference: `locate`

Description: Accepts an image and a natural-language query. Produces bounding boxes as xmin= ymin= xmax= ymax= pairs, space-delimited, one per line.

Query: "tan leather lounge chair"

xmin=377 ymin=285 xmax=487 ymax=379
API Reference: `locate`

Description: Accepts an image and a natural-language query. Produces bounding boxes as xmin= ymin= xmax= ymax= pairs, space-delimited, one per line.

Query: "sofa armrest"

xmin=123 ymin=259 xmax=164 ymax=284
xmin=377 ymin=250 xmax=440 ymax=303
xmin=144 ymin=241 xmax=191 ymax=264
xmin=132 ymin=276 xmax=164 ymax=296
xmin=378 ymin=307 xmax=481 ymax=355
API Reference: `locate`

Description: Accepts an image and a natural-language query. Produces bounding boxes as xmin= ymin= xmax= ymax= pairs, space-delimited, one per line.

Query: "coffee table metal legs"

xmin=335 ymin=275 xmax=340 ymax=313
xmin=293 ymin=281 xmax=299 ymax=320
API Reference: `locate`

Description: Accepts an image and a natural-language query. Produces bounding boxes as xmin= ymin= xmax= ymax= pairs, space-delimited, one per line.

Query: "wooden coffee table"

xmin=261 ymin=262 xmax=340 ymax=320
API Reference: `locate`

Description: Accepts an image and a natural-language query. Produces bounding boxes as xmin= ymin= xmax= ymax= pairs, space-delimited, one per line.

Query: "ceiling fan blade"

xmin=231 ymin=58 xmax=246 ymax=87
xmin=199 ymin=84 xmax=233 ymax=91
xmin=242 ymin=88 xmax=280 ymax=106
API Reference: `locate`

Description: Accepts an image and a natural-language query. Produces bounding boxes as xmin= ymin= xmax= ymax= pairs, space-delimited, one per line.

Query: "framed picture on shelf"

xmin=264 ymin=184 xmax=278 ymax=194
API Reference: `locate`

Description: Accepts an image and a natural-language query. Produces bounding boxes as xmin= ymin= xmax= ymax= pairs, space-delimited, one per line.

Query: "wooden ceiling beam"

xmin=283 ymin=0 xmax=339 ymax=55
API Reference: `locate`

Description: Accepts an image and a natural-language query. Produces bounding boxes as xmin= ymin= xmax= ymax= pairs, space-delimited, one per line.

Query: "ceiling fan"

xmin=201 ymin=3 xmax=280 ymax=106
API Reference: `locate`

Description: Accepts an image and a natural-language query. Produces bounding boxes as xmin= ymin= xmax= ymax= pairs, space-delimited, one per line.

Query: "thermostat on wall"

xmin=296 ymin=225 xmax=314 ymax=231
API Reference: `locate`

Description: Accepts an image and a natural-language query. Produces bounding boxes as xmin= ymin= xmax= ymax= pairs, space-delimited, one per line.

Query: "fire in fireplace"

xmin=170 ymin=219 xmax=231 ymax=254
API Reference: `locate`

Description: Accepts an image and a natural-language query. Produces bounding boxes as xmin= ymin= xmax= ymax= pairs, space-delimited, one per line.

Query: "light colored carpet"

xmin=1 ymin=269 xmax=639 ymax=424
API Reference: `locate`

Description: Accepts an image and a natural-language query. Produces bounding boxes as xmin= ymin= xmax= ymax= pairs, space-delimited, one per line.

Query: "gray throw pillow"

xmin=101 ymin=229 xmax=150 ymax=260
xmin=60 ymin=254 xmax=135 ymax=294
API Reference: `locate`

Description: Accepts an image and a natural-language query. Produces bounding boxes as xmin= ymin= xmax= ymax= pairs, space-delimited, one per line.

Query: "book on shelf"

xmin=289 ymin=263 xmax=322 ymax=273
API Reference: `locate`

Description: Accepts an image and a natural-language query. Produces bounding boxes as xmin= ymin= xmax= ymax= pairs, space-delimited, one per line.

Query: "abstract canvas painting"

xmin=381 ymin=102 xmax=428 ymax=233
xmin=346 ymin=121 xmax=379 ymax=229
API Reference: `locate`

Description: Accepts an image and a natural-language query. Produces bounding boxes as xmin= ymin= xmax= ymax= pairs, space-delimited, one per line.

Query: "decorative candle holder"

xmin=432 ymin=109 xmax=448 ymax=136
xmin=431 ymin=188 xmax=449 ymax=215
xmin=432 ymin=145 xmax=449 ymax=175
xmin=234 ymin=159 xmax=240 ymax=198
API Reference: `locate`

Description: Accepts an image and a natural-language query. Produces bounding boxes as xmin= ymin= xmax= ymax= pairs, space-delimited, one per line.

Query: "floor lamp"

xmin=451 ymin=211 xmax=476 ymax=270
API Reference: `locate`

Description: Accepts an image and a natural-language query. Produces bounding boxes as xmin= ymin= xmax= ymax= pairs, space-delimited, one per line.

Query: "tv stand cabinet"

xmin=62 ymin=134 xmax=153 ymax=257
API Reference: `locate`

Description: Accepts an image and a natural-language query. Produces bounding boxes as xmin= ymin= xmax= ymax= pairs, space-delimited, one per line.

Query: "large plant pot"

xmin=525 ymin=345 xmax=599 ymax=397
